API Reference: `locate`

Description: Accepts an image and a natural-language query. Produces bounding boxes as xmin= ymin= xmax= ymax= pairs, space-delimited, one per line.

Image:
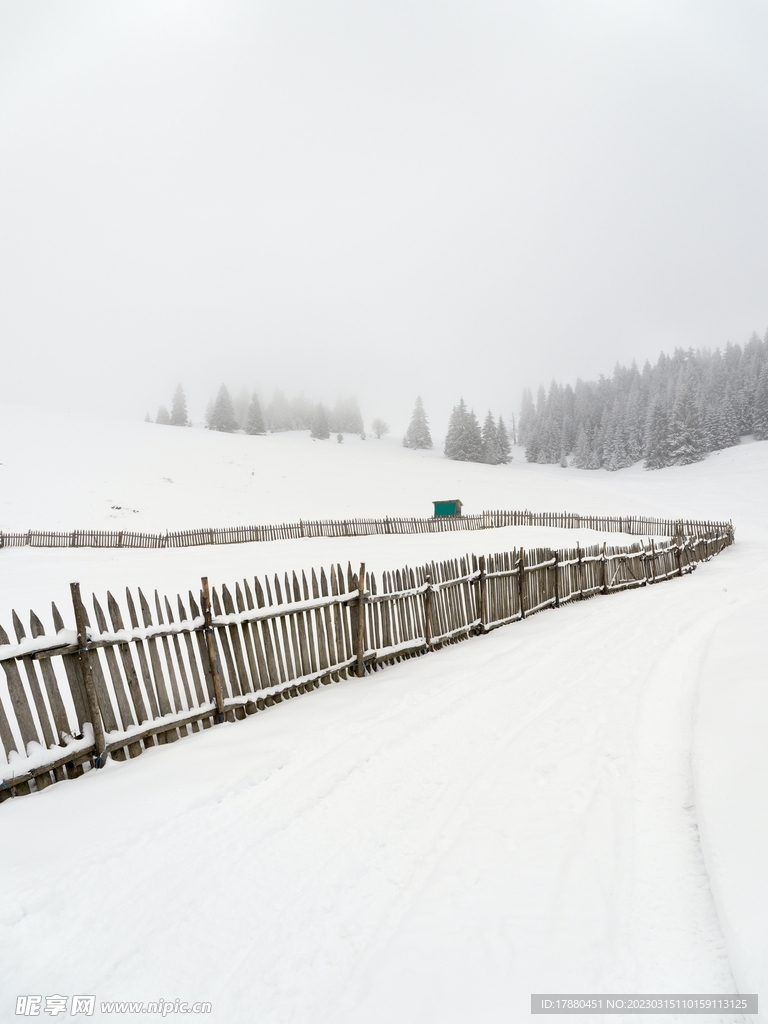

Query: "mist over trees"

xmin=310 ymin=403 xmax=331 ymax=439
xmin=198 ymin=386 xmax=364 ymax=436
xmin=519 ymin=332 xmax=768 ymax=470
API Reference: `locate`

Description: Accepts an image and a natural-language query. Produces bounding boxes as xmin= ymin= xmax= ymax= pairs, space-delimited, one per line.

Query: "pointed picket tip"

xmin=164 ymin=596 xmax=175 ymax=624
xmin=188 ymin=591 xmax=201 ymax=618
xmin=154 ymin=591 xmax=165 ymax=626
xmin=0 ymin=621 xmax=10 ymax=646
xmin=51 ymin=601 xmax=66 ymax=633
xmin=211 ymin=587 xmax=223 ymax=616
xmin=234 ymin=582 xmax=245 ymax=613
xmin=137 ymin=588 xmax=153 ymax=626
xmin=29 ymin=610 xmax=46 ymax=638
xmin=12 ymin=609 xmax=25 ymax=642
xmin=92 ymin=595 xmax=109 ymax=633
xmin=176 ymin=594 xmax=187 ymax=621
xmin=107 ymin=591 xmax=124 ymax=631
xmin=125 ymin=588 xmax=140 ymax=629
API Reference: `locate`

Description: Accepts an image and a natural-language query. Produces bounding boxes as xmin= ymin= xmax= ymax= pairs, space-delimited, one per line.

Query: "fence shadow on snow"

xmin=0 ymin=511 xmax=733 ymax=803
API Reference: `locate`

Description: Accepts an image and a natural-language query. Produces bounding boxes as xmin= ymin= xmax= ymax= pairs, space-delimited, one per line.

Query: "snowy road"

xmin=1 ymin=540 xmax=759 ymax=1023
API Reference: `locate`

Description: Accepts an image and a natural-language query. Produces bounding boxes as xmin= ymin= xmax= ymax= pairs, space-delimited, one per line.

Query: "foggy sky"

xmin=1 ymin=1 xmax=767 ymax=436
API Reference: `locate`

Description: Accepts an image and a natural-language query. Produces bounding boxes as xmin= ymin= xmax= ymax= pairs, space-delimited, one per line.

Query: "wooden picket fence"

xmin=0 ymin=516 xmax=734 ymax=803
xmin=0 ymin=509 xmax=734 ymax=550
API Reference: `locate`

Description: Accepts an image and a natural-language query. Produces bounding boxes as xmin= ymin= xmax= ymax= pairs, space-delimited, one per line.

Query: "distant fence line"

xmin=0 ymin=514 xmax=733 ymax=803
xmin=0 ymin=509 xmax=735 ymax=550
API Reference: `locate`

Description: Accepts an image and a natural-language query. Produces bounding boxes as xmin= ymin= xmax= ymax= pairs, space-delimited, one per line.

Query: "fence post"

xmin=553 ymin=551 xmax=560 ymax=608
xmin=601 ymin=542 xmax=608 ymax=594
xmin=576 ymin=542 xmax=583 ymax=599
xmin=70 ymin=582 xmax=106 ymax=767
xmin=424 ymin=573 xmax=433 ymax=648
xmin=478 ymin=556 xmax=487 ymax=631
xmin=355 ymin=562 xmax=366 ymax=677
xmin=518 ymin=548 xmax=526 ymax=619
xmin=200 ymin=577 xmax=225 ymax=722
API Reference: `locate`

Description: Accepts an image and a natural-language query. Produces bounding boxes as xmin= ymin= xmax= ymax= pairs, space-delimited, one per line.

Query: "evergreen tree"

xmin=497 ymin=416 xmax=512 ymax=463
xmin=753 ymin=364 xmax=768 ymax=440
xmin=403 ymin=396 xmax=433 ymax=449
xmin=310 ymin=403 xmax=331 ymax=439
xmin=156 ymin=405 xmax=171 ymax=425
xmin=572 ymin=426 xmax=592 ymax=469
xmin=144 ymin=412 xmax=152 ymax=423
xmin=717 ymin=389 xmax=740 ymax=449
xmin=517 ymin=388 xmax=536 ymax=446
xmin=644 ymin=397 xmax=672 ymax=469
xmin=170 ymin=384 xmax=189 ymax=426
xmin=244 ymin=392 xmax=266 ymax=435
xmin=209 ymin=385 xmax=238 ymax=432
xmin=444 ymin=399 xmax=482 ymax=462
xmin=481 ymin=411 xmax=500 ymax=464
xmin=669 ymin=369 xmax=704 ymax=465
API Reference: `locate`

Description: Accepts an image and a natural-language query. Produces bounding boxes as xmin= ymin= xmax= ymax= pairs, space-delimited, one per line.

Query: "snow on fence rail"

xmin=0 ymin=518 xmax=734 ymax=803
xmin=0 ymin=509 xmax=734 ymax=550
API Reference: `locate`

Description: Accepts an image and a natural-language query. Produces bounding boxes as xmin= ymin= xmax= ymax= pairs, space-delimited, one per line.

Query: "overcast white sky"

xmin=1 ymin=1 xmax=767 ymax=435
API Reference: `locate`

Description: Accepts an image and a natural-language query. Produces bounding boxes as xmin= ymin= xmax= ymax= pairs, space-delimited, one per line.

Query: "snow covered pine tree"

xmin=209 ymin=385 xmax=238 ymax=432
xmin=245 ymin=392 xmax=266 ymax=435
xmin=403 ymin=396 xmax=433 ymax=449
xmin=444 ymin=399 xmax=482 ymax=462
xmin=170 ymin=384 xmax=189 ymax=426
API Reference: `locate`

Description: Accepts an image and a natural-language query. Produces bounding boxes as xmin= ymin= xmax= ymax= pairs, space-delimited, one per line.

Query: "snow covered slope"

xmin=0 ymin=403 xmax=765 ymax=1023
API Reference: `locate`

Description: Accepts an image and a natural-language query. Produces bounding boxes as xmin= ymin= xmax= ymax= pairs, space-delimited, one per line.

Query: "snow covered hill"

xmin=0 ymin=402 xmax=765 ymax=1023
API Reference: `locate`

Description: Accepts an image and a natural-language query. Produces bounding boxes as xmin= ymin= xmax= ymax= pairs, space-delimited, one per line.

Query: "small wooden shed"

xmin=433 ymin=499 xmax=463 ymax=517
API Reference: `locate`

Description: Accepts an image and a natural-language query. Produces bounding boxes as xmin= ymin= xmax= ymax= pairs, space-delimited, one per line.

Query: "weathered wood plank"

xmin=137 ymin=588 xmax=177 ymax=741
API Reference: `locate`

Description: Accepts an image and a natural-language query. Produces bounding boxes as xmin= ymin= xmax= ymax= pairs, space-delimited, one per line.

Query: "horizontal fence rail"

xmin=0 ymin=518 xmax=734 ymax=803
xmin=0 ymin=510 xmax=734 ymax=551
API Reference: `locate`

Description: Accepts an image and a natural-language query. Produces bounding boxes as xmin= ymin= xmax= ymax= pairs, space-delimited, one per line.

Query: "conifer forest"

xmin=519 ymin=332 xmax=768 ymax=470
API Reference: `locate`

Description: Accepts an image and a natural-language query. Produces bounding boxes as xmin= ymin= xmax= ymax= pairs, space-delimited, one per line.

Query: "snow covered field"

xmin=0 ymin=403 xmax=765 ymax=1023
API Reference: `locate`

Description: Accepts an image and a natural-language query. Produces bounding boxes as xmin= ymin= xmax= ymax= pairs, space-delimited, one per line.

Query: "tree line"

xmin=518 ymin=331 xmax=768 ymax=470
xmin=150 ymin=386 xmax=369 ymax=438
xmin=148 ymin=388 xmax=519 ymax=466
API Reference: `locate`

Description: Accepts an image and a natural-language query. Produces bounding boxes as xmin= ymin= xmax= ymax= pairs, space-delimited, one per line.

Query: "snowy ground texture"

xmin=0 ymin=403 xmax=765 ymax=1024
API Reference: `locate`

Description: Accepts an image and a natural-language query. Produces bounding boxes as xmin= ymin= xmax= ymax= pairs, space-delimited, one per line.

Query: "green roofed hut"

xmin=433 ymin=499 xmax=463 ymax=517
